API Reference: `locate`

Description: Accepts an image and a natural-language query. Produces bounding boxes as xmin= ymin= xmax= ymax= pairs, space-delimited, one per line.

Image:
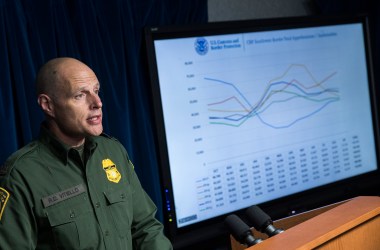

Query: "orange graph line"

xmin=207 ymin=63 xmax=338 ymax=114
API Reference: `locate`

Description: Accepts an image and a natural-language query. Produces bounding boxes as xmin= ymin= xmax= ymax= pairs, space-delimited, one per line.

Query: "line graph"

xmin=205 ymin=64 xmax=340 ymax=128
xmin=151 ymin=22 xmax=379 ymax=226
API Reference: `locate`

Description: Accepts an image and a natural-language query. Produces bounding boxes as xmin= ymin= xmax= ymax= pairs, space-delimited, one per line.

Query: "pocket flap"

xmin=46 ymin=206 xmax=75 ymax=226
xmin=104 ymin=189 xmax=128 ymax=204
xmin=46 ymin=194 xmax=91 ymax=226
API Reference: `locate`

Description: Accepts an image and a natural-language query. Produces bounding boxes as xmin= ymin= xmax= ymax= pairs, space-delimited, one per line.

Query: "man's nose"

xmin=89 ymin=93 xmax=102 ymax=109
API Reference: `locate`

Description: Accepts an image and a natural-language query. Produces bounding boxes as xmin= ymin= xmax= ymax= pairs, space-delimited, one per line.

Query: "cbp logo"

xmin=194 ymin=37 xmax=208 ymax=55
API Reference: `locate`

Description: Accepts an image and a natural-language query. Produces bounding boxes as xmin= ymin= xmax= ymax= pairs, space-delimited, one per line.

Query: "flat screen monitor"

xmin=144 ymin=14 xmax=380 ymax=249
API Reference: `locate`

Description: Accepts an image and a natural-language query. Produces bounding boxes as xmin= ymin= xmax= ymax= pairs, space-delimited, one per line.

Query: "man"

xmin=0 ymin=57 xmax=173 ymax=249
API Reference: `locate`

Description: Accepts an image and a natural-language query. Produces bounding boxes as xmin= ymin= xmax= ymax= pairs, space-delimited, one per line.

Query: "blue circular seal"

xmin=194 ymin=37 xmax=208 ymax=55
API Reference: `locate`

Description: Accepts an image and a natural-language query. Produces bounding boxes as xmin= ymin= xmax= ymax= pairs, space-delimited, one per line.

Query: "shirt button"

xmin=95 ymin=202 xmax=100 ymax=208
xmin=105 ymin=230 xmax=109 ymax=236
xmin=120 ymin=194 xmax=125 ymax=199
xmin=70 ymin=212 xmax=75 ymax=218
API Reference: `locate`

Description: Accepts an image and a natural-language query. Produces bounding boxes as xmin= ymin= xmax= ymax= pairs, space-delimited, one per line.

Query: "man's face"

xmin=51 ymin=63 xmax=103 ymax=142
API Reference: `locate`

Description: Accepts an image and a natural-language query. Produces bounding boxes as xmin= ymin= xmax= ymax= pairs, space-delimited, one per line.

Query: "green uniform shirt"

xmin=0 ymin=125 xmax=172 ymax=250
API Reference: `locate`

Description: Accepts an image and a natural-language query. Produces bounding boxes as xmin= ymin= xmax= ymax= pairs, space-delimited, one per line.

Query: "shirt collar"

xmin=38 ymin=122 xmax=98 ymax=165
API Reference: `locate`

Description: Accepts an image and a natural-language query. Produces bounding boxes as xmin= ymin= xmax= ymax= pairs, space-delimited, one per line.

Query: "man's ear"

xmin=37 ymin=94 xmax=55 ymax=117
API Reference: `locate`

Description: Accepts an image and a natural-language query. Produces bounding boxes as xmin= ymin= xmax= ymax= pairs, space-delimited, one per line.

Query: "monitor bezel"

xmin=144 ymin=14 xmax=380 ymax=249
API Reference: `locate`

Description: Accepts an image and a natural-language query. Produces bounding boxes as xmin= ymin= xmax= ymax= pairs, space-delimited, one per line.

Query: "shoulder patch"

xmin=0 ymin=187 xmax=10 ymax=221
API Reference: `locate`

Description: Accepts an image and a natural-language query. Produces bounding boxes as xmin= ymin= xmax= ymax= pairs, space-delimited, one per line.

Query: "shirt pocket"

xmin=104 ymin=188 xmax=132 ymax=237
xmin=46 ymin=192 xmax=99 ymax=249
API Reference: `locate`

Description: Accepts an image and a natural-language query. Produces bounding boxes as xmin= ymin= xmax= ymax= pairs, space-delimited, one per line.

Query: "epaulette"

xmin=0 ymin=142 xmax=38 ymax=176
xmin=0 ymin=162 xmax=10 ymax=176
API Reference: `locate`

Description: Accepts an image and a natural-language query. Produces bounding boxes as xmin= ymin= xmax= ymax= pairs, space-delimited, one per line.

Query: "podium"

xmin=230 ymin=196 xmax=380 ymax=250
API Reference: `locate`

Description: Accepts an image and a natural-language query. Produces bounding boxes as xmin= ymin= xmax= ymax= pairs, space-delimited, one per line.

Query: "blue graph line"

xmin=256 ymin=99 xmax=337 ymax=129
xmin=209 ymin=92 xmax=339 ymax=122
xmin=204 ymin=77 xmax=254 ymax=109
xmin=205 ymin=76 xmax=339 ymax=127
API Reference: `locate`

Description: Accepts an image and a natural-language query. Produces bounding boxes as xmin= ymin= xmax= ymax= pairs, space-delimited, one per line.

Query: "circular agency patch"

xmin=194 ymin=37 xmax=209 ymax=55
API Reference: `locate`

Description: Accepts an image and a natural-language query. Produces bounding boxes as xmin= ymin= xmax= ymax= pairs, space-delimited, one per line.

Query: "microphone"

xmin=224 ymin=214 xmax=263 ymax=246
xmin=246 ymin=205 xmax=284 ymax=237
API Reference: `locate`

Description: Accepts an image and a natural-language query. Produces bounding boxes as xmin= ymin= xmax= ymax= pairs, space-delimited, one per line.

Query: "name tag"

xmin=42 ymin=184 xmax=86 ymax=208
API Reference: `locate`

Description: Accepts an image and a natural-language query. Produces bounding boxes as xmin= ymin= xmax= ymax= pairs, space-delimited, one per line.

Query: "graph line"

xmin=205 ymin=64 xmax=339 ymax=128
